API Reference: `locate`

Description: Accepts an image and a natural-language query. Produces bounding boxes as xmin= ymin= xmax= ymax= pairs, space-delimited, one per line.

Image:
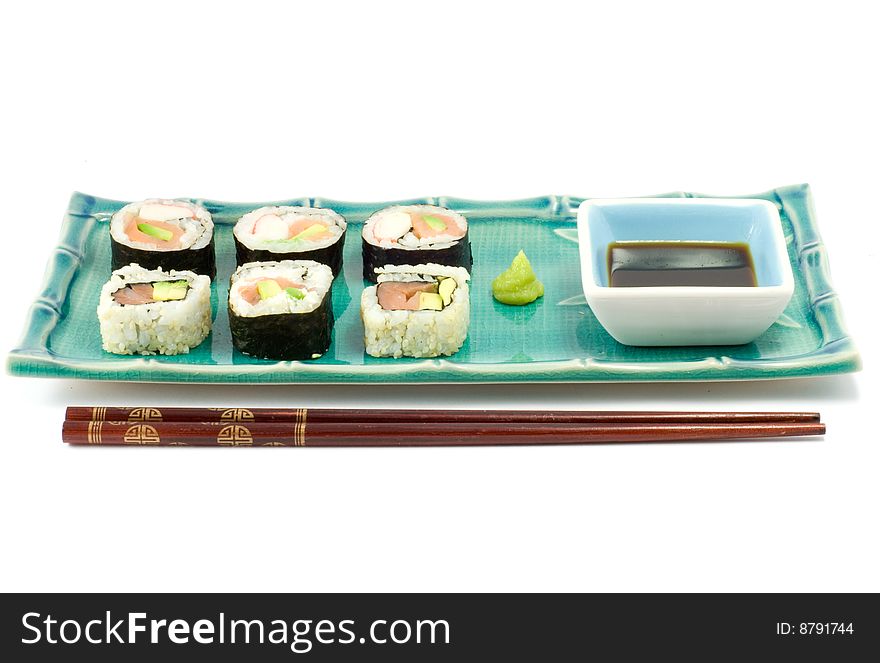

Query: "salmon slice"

xmin=287 ymin=218 xmax=332 ymax=241
xmin=410 ymin=213 xmax=464 ymax=240
xmin=376 ymin=281 xmax=438 ymax=310
xmin=112 ymin=282 xmax=155 ymax=305
xmin=239 ymin=277 xmax=306 ymax=305
xmin=124 ymin=214 xmax=187 ymax=249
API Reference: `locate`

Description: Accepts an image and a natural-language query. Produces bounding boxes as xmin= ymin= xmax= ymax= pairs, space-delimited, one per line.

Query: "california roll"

xmin=233 ymin=206 xmax=347 ymax=276
xmin=361 ymin=263 xmax=470 ymax=358
xmin=109 ymin=199 xmax=216 ymax=277
xmin=362 ymin=205 xmax=472 ymax=282
xmin=97 ymin=264 xmax=212 ymax=355
xmin=228 ymin=260 xmax=334 ymax=360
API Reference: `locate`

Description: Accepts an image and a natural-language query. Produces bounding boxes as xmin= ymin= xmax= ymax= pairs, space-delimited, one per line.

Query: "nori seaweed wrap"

xmin=361 ymin=205 xmax=473 ymax=282
xmin=228 ymin=260 xmax=334 ymax=360
xmin=109 ymin=199 xmax=216 ymax=278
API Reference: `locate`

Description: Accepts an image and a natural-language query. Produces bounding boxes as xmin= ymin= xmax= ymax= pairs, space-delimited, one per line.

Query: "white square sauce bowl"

xmin=576 ymin=198 xmax=794 ymax=346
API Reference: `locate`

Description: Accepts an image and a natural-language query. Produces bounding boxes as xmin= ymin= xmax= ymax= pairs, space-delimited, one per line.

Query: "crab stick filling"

xmin=372 ymin=211 xmax=464 ymax=242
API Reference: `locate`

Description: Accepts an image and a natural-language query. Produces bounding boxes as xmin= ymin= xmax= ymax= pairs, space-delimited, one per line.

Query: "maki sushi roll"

xmin=97 ymin=264 xmax=212 ymax=355
xmin=361 ymin=263 xmax=470 ymax=358
xmin=228 ymin=260 xmax=334 ymax=360
xmin=110 ymin=199 xmax=216 ymax=278
xmin=362 ymin=205 xmax=472 ymax=282
xmin=233 ymin=206 xmax=347 ymax=276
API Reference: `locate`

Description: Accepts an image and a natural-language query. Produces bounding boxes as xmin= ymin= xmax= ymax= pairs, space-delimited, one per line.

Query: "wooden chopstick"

xmin=66 ymin=406 xmax=821 ymax=425
xmin=62 ymin=419 xmax=825 ymax=447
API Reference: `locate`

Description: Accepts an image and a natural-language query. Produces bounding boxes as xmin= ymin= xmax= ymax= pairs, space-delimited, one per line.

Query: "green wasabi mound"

xmin=492 ymin=250 xmax=544 ymax=305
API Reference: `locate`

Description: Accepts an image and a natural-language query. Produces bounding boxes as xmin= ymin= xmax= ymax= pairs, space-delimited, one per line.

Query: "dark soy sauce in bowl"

xmin=607 ymin=241 xmax=758 ymax=287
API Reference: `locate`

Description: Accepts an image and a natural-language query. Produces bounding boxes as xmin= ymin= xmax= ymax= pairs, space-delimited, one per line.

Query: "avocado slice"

xmin=438 ymin=278 xmax=457 ymax=306
xmin=257 ymin=279 xmax=283 ymax=300
xmin=137 ymin=222 xmax=173 ymax=242
xmin=286 ymin=287 xmax=305 ymax=300
xmin=291 ymin=223 xmax=327 ymax=242
xmin=419 ymin=292 xmax=444 ymax=311
xmin=152 ymin=280 xmax=188 ymax=301
xmin=423 ymin=214 xmax=447 ymax=232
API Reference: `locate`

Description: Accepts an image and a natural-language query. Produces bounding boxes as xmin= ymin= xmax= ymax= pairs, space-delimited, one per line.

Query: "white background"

xmin=1 ymin=1 xmax=877 ymax=592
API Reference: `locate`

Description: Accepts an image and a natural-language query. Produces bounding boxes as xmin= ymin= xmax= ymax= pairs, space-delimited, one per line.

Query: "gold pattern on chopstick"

xmin=293 ymin=408 xmax=307 ymax=446
xmin=217 ymin=425 xmax=253 ymax=446
xmin=220 ymin=408 xmax=255 ymax=422
xmin=91 ymin=407 xmax=106 ymax=422
xmin=127 ymin=407 xmax=163 ymax=422
xmin=87 ymin=420 xmax=104 ymax=444
xmin=123 ymin=424 xmax=160 ymax=445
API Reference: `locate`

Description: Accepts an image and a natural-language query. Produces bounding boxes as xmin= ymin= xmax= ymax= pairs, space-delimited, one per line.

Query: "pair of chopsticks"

xmin=63 ymin=407 xmax=824 ymax=447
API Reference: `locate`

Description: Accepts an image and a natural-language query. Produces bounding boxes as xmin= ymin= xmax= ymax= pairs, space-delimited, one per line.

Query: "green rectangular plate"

xmin=7 ymin=184 xmax=860 ymax=383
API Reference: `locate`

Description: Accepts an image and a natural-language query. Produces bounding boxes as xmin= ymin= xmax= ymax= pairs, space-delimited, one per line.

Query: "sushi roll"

xmin=361 ymin=263 xmax=470 ymax=358
xmin=97 ymin=264 xmax=212 ymax=355
xmin=228 ymin=260 xmax=334 ymax=360
xmin=233 ymin=206 xmax=347 ymax=276
xmin=110 ymin=199 xmax=216 ymax=278
xmin=362 ymin=205 xmax=472 ymax=282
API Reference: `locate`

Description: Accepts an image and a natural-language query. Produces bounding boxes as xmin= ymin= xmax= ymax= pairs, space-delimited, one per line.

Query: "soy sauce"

xmin=607 ymin=241 xmax=757 ymax=287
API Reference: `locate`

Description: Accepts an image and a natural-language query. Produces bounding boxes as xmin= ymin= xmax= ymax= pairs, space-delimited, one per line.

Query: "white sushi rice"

xmin=362 ymin=205 xmax=468 ymax=250
xmin=229 ymin=260 xmax=333 ymax=317
xmin=109 ymin=199 xmax=213 ymax=252
xmin=233 ymin=206 xmax=346 ymax=252
xmin=97 ymin=264 xmax=212 ymax=355
xmin=361 ymin=263 xmax=470 ymax=358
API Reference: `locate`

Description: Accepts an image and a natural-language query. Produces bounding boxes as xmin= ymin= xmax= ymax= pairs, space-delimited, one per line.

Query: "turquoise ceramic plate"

xmin=7 ymin=184 xmax=860 ymax=383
